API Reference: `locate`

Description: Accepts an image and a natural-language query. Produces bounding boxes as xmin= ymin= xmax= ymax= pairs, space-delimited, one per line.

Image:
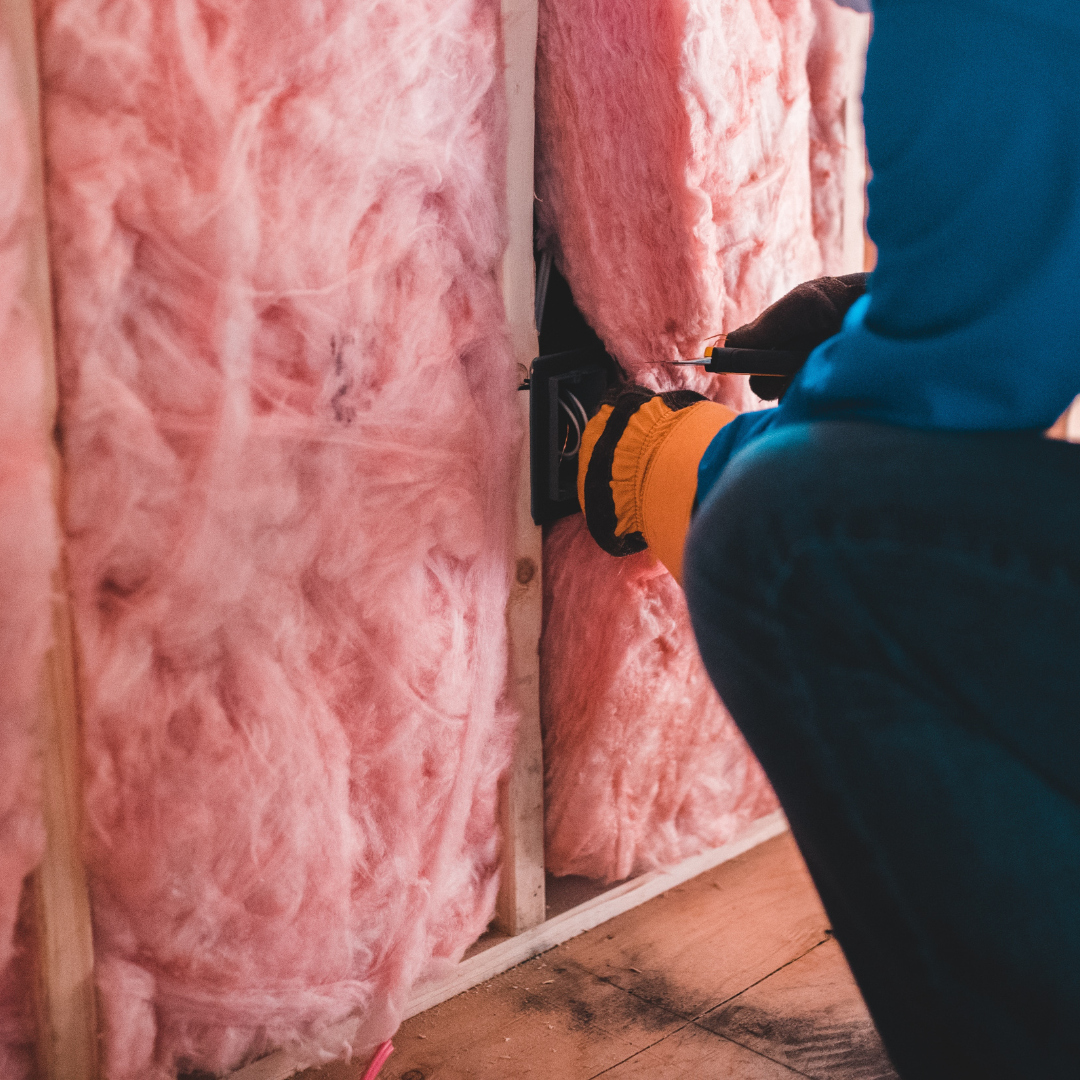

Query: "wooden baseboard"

xmin=229 ymin=811 xmax=788 ymax=1080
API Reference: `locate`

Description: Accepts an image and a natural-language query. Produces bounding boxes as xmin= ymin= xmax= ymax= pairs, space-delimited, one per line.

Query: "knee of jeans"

xmin=684 ymin=422 xmax=846 ymax=615
xmin=691 ymin=421 xmax=812 ymax=574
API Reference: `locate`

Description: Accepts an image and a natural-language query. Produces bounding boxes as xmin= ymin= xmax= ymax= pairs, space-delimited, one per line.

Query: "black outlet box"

xmin=529 ymin=349 xmax=616 ymax=525
xmin=529 ymin=257 xmax=620 ymax=525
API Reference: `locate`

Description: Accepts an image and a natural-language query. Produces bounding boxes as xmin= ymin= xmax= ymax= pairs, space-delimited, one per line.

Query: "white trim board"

xmin=228 ymin=811 xmax=788 ymax=1080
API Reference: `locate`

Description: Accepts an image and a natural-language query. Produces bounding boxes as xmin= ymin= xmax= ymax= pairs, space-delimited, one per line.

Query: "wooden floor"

xmin=302 ymin=832 xmax=898 ymax=1080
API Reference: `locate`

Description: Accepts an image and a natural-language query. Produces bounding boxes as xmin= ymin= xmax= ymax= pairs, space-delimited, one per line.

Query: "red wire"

xmin=360 ymin=1040 xmax=394 ymax=1080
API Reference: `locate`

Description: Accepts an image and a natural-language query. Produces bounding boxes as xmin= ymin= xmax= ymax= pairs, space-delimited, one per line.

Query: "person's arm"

xmin=577 ymin=274 xmax=868 ymax=582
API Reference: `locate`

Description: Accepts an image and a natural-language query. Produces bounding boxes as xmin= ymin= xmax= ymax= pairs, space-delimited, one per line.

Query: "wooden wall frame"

xmin=496 ymin=0 xmax=548 ymax=941
xmin=6 ymin=0 xmax=870 ymax=1075
xmin=1 ymin=0 xmax=101 ymax=1077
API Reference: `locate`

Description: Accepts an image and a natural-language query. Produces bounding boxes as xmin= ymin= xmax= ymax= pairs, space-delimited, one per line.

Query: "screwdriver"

xmin=665 ymin=344 xmax=803 ymax=376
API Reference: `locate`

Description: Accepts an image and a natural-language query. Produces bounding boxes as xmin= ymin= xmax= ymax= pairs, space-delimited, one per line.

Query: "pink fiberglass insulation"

xmin=542 ymin=526 xmax=779 ymax=881
xmin=39 ymin=0 xmax=517 ymax=1075
xmin=808 ymin=0 xmax=866 ymax=276
xmin=0 ymin=896 xmax=38 ymax=1080
xmin=535 ymin=0 xmax=867 ymax=385
xmin=537 ymin=0 xmax=866 ymax=881
xmin=0 ymin=29 xmax=56 ymax=1080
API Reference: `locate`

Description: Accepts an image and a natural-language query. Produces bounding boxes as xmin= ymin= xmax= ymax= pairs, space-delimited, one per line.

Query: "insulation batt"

xmin=542 ymin=527 xmax=779 ymax=880
xmin=0 ymin=29 xmax=56 ymax=1080
xmin=537 ymin=0 xmax=866 ymax=881
xmin=39 ymin=0 xmax=517 ymax=1074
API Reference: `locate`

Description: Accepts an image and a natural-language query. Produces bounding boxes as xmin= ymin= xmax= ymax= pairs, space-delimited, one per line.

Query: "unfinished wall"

xmin=38 ymin=0 xmax=518 ymax=1074
xmin=537 ymin=0 xmax=867 ymax=881
xmin=0 ymin=27 xmax=56 ymax=1080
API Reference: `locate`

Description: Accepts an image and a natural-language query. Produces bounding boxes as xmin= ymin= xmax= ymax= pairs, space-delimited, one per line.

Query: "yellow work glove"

xmin=577 ymin=386 xmax=736 ymax=583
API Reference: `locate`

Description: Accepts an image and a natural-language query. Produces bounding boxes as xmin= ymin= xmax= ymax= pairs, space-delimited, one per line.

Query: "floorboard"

xmin=298 ymin=831 xmax=897 ymax=1080
xmin=596 ymin=1024 xmax=802 ymax=1079
xmin=699 ymin=938 xmax=898 ymax=1080
xmin=325 ymin=955 xmax=685 ymax=1080
xmin=558 ymin=832 xmax=830 ymax=1018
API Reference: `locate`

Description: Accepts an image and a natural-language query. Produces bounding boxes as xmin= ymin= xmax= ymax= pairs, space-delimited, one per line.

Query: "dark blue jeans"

xmin=684 ymin=421 xmax=1080 ymax=1080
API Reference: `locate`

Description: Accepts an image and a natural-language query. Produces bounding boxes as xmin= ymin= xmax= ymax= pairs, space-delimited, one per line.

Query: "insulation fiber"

xmin=542 ymin=525 xmax=778 ymax=881
xmin=807 ymin=0 xmax=865 ymax=276
xmin=0 ymin=29 xmax=56 ymax=1080
xmin=536 ymin=0 xmax=865 ymax=383
xmin=537 ymin=0 xmax=866 ymax=880
xmin=39 ymin=0 xmax=517 ymax=1074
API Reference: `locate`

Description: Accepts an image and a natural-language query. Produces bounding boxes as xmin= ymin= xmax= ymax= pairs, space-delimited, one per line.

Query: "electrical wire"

xmin=564 ymin=390 xmax=590 ymax=435
xmin=558 ymin=396 xmax=582 ymax=458
xmin=359 ymin=1040 xmax=394 ymax=1080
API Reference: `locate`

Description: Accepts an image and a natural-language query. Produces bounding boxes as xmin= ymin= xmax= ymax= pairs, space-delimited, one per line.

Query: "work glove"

xmin=728 ymin=272 xmax=868 ymax=401
xmin=577 ymin=386 xmax=736 ymax=583
xmin=575 ymin=273 xmax=867 ymax=579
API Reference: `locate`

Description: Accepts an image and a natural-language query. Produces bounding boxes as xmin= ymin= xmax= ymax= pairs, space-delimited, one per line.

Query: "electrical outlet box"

xmin=529 ymin=349 xmax=615 ymax=525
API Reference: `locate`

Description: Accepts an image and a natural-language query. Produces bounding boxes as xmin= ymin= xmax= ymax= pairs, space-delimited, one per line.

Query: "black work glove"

xmin=726 ymin=272 xmax=868 ymax=401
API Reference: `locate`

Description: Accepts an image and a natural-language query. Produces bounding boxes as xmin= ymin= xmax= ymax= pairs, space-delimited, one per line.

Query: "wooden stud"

xmin=0 ymin=0 xmax=100 ymax=1077
xmin=495 ymin=0 xmax=546 ymax=938
xmin=31 ymin=603 xmax=100 ymax=1080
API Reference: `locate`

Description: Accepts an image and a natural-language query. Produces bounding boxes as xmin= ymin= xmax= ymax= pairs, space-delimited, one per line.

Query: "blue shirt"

xmin=699 ymin=0 xmax=1080 ymax=504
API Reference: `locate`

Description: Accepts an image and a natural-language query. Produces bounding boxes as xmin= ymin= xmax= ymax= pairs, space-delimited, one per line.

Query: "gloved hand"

xmin=577 ymin=385 xmax=736 ymax=583
xmin=727 ymin=272 xmax=868 ymax=401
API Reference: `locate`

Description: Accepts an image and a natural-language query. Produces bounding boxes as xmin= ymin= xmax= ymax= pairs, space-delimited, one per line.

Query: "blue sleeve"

xmin=696 ymin=408 xmax=781 ymax=509
xmin=694 ymin=0 xmax=1080 ymax=510
xmin=791 ymin=3 xmax=1080 ymax=434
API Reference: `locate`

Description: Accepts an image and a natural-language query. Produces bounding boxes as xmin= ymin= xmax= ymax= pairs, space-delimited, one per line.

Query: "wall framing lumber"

xmin=30 ymin=603 xmax=99 ymax=1080
xmin=0 ymin=0 xmax=100 ymax=1077
xmin=495 ymin=0 xmax=546 ymax=938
